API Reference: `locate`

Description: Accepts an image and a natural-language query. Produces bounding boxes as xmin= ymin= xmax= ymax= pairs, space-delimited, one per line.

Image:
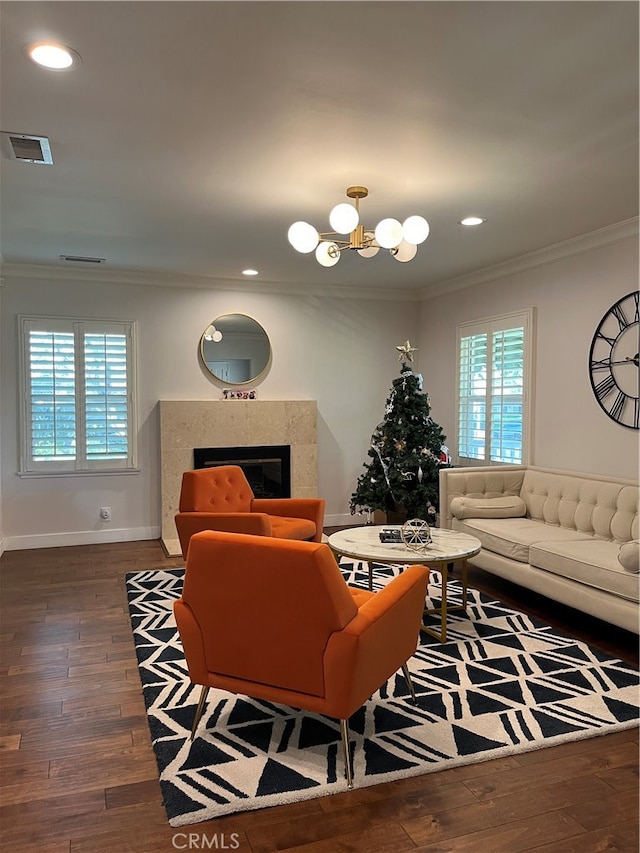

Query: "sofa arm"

xmin=439 ymin=465 xmax=527 ymax=529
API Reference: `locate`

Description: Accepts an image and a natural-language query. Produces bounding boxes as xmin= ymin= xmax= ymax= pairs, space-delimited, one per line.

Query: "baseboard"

xmin=4 ymin=517 xmax=358 ymax=551
xmin=3 ymin=526 xmax=161 ymax=551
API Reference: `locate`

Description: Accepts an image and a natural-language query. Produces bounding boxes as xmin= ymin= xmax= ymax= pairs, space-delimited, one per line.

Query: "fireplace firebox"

xmin=193 ymin=445 xmax=291 ymax=499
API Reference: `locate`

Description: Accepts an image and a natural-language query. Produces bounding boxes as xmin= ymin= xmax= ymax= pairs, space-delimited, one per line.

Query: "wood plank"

xmin=522 ymin=818 xmax=639 ymax=853
xmin=401 ymin=773 xmax=619 ymax=847
xmin=463 ymin=742 xmax=636 ymax=801
xmin=408 ymin=809 xmax=585 ymax=852
xmin=275 ymin=821 xmax=416 ymax=853
xmin=563 ymin=787 xmax=639 ymax=831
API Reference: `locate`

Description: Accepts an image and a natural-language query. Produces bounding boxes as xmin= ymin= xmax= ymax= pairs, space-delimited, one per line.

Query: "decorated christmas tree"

xmin=350 ymin=341 xmax=448 ymax=523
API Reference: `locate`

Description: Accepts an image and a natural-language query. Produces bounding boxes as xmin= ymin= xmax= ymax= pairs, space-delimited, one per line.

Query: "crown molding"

xmin=0 ymin=262 xmax=418 ymax=302
xmin=418 ymin=217 xmax=639 ymax=301
xmin=3 ymin=217 xmax=637 ymax=303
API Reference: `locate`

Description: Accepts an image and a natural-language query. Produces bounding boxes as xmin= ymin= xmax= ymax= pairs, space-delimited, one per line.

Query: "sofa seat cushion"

xmin=454 ymin=517 xmax=594 ymax=563
xmin=269 ymin=516 xmax=317 ymax=541
xmin=530 ymin=540 xmax=640 ymax=603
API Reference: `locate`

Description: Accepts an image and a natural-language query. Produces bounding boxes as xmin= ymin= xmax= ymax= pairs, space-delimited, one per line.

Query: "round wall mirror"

xmin=200 ymin=314 xmax=271 ymax=385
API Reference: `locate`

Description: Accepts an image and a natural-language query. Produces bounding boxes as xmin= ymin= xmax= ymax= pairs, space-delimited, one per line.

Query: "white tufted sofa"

xmin=439 ymin=465 xmax=639 ymax=633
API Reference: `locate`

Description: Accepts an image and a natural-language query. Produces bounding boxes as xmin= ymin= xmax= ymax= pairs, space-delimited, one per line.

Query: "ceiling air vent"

xmin=1 ymin=132 xmax=53 ymax=164
xmin=60 ymin=255 xmax=106 ymax=264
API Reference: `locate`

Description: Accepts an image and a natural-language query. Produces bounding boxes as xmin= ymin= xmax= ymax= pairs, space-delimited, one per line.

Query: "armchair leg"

xmin=190 ymin=685 xmax=210 ymax=741
xmin=401 ymin=662 xmax=417 ymax=704
xmin=339 ymin=719 xmax=354 ymax=789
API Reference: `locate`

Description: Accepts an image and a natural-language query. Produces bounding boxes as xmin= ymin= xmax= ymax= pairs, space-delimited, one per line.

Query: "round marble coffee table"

xmin=327 ymin=525 xmax=481 ymax=643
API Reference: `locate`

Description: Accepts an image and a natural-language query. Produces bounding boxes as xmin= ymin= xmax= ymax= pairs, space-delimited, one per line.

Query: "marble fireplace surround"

xmin=159 ymin=400 xmax=318 ymax=556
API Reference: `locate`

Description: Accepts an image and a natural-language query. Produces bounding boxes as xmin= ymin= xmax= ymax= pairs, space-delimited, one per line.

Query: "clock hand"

xmin=609 ymin=354 xmax=639 ymax=366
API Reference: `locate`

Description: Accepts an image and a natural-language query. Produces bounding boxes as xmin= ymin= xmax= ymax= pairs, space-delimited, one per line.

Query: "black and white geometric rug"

xmin=126 ymin=562 xmax=639 ymax=827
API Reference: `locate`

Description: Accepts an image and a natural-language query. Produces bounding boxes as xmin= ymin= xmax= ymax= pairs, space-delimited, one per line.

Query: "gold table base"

xmin=420 ymin=558 xmax=469 ymax=643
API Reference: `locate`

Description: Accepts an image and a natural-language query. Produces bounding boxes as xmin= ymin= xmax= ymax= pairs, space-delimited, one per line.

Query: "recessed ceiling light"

xmin=459 ymin=216 xmax=487 ymax=226
xmin=25 ymin=42 xmax=81 ymax=70
xmin=242 ymin=269 xmax=259 ymax=276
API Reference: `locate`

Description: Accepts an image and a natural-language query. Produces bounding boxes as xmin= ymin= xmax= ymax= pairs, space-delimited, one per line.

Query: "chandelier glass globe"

xmin=357 ymin=231 xmax=380 ymax=258
xmin=315 ymin=241 xmax=341 ymax=267
xmin=288 ymin=221 xmax=320 ymax=254
xmin=392 ymin=240 xmax=418 ymax=263
xmin=375 ymin=218 xmax=404 ymax=249
xmin=329 ymin=203 xmax=359 ymax=234
xmin=402 ymin=215 xmax=430 ymax=245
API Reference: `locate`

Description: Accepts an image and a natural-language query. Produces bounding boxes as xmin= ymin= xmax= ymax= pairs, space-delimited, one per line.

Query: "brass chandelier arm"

xmin=319 ymin=224 xmax=378 ymax=252
xmin=318 ymin=233 xmax=351 ymax=244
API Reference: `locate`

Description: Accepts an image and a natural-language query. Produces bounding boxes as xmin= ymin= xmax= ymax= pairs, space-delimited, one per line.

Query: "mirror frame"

xmin=199 ymin=313 xmax=271 ymax=386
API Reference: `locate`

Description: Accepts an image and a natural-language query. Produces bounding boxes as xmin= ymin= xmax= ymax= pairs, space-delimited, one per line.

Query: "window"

xmin=19 ymin=316 xmax=137 ymax=473
xmin=456 ymin=309 xmax=534 ymax=465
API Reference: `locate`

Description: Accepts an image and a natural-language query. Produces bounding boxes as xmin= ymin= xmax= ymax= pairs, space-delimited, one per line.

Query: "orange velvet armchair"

xmin=173 ymin=530 xmax=430 ymax=788
xmin=174 ymin=465 xmax=325 ymax=558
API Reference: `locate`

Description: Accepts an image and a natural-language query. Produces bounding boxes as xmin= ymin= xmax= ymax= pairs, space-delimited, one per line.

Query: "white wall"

xmin=2 ymin=232 xmax=638 ymax=550
xmin=419 ymin=235 xmax=639 ymax=481
xmin=0 ymin=274 xmax=418 ymax=548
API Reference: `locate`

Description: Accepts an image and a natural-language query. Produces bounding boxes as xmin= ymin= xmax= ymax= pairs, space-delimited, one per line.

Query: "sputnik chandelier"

xmin=287 ymin=186 xmax=430 ymax=267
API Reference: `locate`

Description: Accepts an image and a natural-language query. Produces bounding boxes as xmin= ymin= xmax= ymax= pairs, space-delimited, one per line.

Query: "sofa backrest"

xmin=439 ymin=465 xmax=638 ymax=544
xmin=439 ymin=466 xmax=527 ymax=527
xmin=520 ymin=469 xmax=638 ymax=543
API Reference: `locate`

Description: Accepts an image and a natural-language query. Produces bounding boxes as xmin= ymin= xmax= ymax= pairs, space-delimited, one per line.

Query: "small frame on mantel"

xmin=221 ymin=388 xmax=258 ymax=400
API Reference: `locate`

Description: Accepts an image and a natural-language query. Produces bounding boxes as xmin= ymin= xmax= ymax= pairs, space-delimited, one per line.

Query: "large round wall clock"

xmin=588 ymin=291 xmax=639 ymax=429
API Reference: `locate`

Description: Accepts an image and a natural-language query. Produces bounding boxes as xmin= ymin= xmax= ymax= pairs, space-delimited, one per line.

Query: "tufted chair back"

xmin=179 ymin=465 xmax=254 ymax=513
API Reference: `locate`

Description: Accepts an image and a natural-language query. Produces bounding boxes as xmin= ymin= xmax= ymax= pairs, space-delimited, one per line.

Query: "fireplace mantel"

xmin=159 ymin=400 xmax=318 ymax=556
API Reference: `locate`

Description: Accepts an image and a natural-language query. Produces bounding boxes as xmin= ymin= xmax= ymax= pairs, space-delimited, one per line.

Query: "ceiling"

xmin=1 ymin=1 xmax=638 ymax=298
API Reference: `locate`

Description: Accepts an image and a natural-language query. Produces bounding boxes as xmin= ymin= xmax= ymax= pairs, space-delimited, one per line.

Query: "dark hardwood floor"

xmin=1 ymin=533 xmax=638 ymax=852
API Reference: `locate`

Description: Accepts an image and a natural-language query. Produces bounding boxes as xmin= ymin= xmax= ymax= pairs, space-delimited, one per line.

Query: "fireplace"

xmin=193 ymin=445 xmax=291 ymax=499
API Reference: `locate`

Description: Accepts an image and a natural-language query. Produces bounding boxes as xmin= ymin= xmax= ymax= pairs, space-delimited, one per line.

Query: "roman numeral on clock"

xmin=612 ymin=303 xmax=629 ymax=330
xmin=596 ymin=331 xmax=617 ymax=347
xmin=590 ymin=357 xmax=611 ymax=371
xmin=609 ymin=391 xmax=626 ymax=422
xmin=594 ymin=373 xmax=616 ymax=400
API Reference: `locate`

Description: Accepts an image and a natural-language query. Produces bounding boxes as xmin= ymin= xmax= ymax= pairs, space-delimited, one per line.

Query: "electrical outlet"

xmin=100 ymin=506 xmax=112 ymax=522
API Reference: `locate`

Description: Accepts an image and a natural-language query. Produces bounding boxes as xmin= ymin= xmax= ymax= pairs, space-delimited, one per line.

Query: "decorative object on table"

xmin=588 ymin=291 xmax=639 ymax=429
xmin=127 ymin=564 xmax=640 ymax=827
xmin=221 ymin=388 xmax=258 ymax=400
xmin=378 ymin=527 xmax=403 ymax=543
xmin=287 ymin=186 xmax=429 ymax=267
xmin=350 ymin=343 xmax=446 ymax=522
xmin=401 ymin=518 xmax=432 ymax=551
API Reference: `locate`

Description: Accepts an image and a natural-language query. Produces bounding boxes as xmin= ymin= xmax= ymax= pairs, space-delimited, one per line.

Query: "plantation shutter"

xmin=21 ymin=317 xmax=136 ymax=473
xmin=84 ymin=332 xmax=129 ymax=460
xmin=28 ymin=328 xmax=77 ymax=461
xmin=490 ymin=327 xmax=524 ymax=463
xmin=458 ymin=333 xmax=487 ymax=460
xmin=456 ymin=310 xmax=533 ymax=466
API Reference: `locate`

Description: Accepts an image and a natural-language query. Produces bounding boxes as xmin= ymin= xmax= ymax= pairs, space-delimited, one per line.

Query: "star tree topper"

xmin=396 ymin=340 xmax=418 ymax=363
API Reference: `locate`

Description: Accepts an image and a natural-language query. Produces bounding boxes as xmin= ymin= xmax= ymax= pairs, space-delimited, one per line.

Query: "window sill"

xmin=17 ymin=468 xmax=141 ymax=478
